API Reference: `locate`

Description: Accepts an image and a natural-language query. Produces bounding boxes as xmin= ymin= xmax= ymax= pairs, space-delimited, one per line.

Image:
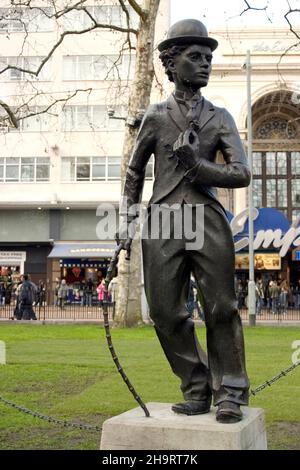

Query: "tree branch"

xmin=240 ymin=0 xmax=268 ymax=15
xmin=0 ymin=87 xmax=94 ymax=130
xmin=0 ymin=99 xmax=18 ymax=128
xmin=17 ymin=88 xmax=92 ymax=122
xmin=284 ymin=8 xmax=300 ymax=40
xmin=127 ymin=0 xmax=147 ymax=21
xmin=119 ymin=0 xmax=134 ymax=49
xmin=0 ymin=20 xmax=137 ymax=79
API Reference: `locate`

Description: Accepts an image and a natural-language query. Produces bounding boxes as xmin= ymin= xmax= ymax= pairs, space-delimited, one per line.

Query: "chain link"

xmin=1 ymin=361 xmax=299 ymax=430
xmin=250 ymin=361 xmax=300 ymax=396
xmin=0 ymin=395 xmax=101 ymax=432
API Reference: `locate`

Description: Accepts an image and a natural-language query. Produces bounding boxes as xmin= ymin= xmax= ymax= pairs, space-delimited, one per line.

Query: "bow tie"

xmin=173 ymin=90 xmax=202 ymax=106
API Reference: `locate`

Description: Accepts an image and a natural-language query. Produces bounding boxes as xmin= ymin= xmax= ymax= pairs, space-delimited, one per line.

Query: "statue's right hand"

xmin=115 ymin=233 xmax=132 ymax=261
xmin=115 ymin=217 xmax=136 ymax=260
xmin=173 ymin=129 xmax=200 ymax=170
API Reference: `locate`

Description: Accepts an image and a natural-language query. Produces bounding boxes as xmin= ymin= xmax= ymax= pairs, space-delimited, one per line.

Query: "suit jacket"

xmin=121 ymin=94 xmax=250 ymax=216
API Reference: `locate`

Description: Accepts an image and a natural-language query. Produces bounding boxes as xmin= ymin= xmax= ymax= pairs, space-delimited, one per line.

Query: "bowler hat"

xmin=158 ymin=19 xmax=218 ymax=52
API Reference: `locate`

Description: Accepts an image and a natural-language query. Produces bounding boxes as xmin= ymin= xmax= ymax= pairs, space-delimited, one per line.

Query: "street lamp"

xmin=246 ymin=50 xmax=256 ymax=327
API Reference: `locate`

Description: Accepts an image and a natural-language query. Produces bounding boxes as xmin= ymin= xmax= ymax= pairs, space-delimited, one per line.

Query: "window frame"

xmin=0 ymin=157 xmax=50 ymax=183
xmin=61 ymin=155 xmax=154 ymax=182
xmin=0 ymin=56 xmax=51 ymax=81
xmin=62 ymin=105 xmax=127 ymax=132
xmin=252 ymin=151 xmax=300 ymax=221
xmin=63 ymin=54 xmax=135 ymax=81
xmin=0 ymin=7 xmax=53 ymax=33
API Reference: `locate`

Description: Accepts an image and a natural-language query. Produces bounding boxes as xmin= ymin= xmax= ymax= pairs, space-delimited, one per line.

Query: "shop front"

xmin=229 ymin=207 xmax=295 ymax=284
xmin=235 ymin=251 xmax=283 ymax=284
xmin=47 ymin=242 xmax=115 ymax=303
xmin=0 ymin=251 xmax=26 ymax=282
xmin=59 ymin=258 xmax=110 ymax=287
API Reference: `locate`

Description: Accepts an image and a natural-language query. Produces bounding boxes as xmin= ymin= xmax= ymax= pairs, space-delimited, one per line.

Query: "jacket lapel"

xmin=166 ymin=94 xmax=188 ymax=132
xmin=167 ymin=95 xmax=216 ymax=133
xmin=198 ymin=98 xmax=216 ymax=131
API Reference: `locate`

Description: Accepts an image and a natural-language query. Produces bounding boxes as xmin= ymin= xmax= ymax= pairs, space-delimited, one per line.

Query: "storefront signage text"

xmin=235 ymin=253 xmax=281 ymax=270
xmin=231 ymin=208 xmax=300 ymax=257
xmin=0 ymin=251 xmax=26 ymax=264
xmin=253 ymin=41 xmax=300 ymax=53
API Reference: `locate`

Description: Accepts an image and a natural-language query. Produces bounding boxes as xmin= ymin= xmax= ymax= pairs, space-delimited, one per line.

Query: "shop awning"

xmin=227 ymin=207 xmax=299 ymax=256
xmin=48 ymin=242 xmax=116 ymax=259
xmin=227 ymin=207 xmax=291 ymax=240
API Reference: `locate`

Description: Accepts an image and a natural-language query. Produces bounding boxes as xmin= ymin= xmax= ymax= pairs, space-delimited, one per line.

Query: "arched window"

xmin=250 ymin=90 xmax=300 ymax=222
xmin=254 ymin=116 xmax=298 ymax=140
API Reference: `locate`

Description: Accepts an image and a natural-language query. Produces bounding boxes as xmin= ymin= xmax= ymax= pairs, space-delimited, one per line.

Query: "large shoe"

xmin=216 ymin=401 xmax=242 ymax=424
xmin=172 ymin=399 xmax=211 ymax=416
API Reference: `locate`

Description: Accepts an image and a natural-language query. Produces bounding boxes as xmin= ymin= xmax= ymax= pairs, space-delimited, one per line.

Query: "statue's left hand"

xmin=173 ymin=129 xmax=200 ymax=170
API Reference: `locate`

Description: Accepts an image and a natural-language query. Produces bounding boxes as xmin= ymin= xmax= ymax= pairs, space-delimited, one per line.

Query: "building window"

xmin=63 ymin=4 xmax=139 ymax=30
xmin=4 ymin=157 xmax=19 ymax=182
xmin=291 ymin=152 xmax=300 ymax=174
xmin=16 ymin=106 xmax=51 ymax=132
xmin=0 ymin=157 xmax=50 ymax=182
xmin=76 ymin=157 xmax=90 ymax=181
xmin=0 ymin=7 xmax=53 ymax=33
xmin=107 ymin=157 xmax=121 ymax=179
xmin=253 ymin=179 xmax=262 ymax=207
xmin=92 ymin=157 xmax=106 ymax=180
xmin=252 ymin=152 xmax=262 ymax=176
xmin=252 ymin=151 xmax=300 ymax=221
xmin=62 ymin=105 xmax=127 ymax=131
xmin=61 ymin=156 xmax=154 ymax=182
xmin=255 ymin=116 xmax=298 ymax=139
xmin=292 ymin=179 xmax=300 ymax=206
xmin=63 ymin=54 xmax=135 ymax=81
xmin=0 ymin=56 xmax=51 ymax=81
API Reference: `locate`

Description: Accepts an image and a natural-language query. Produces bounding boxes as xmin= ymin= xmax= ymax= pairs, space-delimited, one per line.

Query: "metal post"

xmin=246 ymin=50 xmax=256 ymax=326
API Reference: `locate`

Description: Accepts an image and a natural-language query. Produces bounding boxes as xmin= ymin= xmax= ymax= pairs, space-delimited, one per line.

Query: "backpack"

xmin=20 ymin=281 xmax=34 ymax=304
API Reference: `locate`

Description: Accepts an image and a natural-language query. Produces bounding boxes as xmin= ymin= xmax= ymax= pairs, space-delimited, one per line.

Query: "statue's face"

xmin=171 ymin=44 xmax=212 ymax=89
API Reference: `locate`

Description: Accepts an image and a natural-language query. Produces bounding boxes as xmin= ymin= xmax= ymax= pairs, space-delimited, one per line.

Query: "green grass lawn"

xmin=0 ymin=323 xmax=299 ymax=450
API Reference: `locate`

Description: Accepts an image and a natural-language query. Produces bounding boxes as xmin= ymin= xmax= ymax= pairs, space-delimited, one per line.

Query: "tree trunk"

xmin=114 ymin=0 xmax=161 ymax=327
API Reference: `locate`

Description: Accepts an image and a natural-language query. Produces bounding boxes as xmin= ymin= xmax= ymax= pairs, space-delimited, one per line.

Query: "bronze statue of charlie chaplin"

xmin=118 ymin=19 xmax=251 ymax=423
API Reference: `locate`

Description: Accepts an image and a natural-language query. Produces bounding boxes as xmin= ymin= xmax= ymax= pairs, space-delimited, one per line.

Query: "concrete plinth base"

xmin=100 ymin=403 xmax=267 ymax=450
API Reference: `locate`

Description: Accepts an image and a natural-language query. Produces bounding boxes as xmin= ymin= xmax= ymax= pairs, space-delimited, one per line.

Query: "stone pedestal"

xmin=100 ymin=403 xmax=267 ymax=450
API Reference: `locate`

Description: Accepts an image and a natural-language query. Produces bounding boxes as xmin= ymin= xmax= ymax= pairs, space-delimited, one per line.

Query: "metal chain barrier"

xmin=0 ymin=395 xmax=101 ymax=432
xmin=250 ymin=361 xmax=300 ymax=396
xmin=1 ymin=361 xmax=299 ymax=431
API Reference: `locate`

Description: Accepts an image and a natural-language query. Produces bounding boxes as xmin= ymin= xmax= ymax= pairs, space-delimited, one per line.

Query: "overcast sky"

xmin=171 ymin=0 xmax=300 ymax=29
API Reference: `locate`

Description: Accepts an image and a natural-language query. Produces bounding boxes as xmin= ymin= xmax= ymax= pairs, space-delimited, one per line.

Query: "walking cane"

xmin=102 ymin=242 xmax=150 ymax=418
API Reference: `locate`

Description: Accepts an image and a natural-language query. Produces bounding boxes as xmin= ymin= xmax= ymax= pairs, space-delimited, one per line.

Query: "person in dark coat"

xmin=36 ymin=280 xmax=46 ymax=306
xmin=19 ymin=274 xmax=37 ymax=320
xmin=0 ymin=282 xmax=5 ymax=306
xmin=117 ymin=19 xmax=250 ymax=423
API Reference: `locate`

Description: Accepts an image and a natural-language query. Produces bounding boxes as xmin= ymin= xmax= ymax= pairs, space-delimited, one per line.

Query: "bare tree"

xmin=113 ymin=0 xmax=161 ymax=327
xmin=0 ymin=1 xmax=140 ymax=128
xmin=0 ymin=0 xmax=162 ymax=327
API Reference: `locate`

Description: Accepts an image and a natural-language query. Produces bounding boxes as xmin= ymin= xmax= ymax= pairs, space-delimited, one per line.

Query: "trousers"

xmin=142 ymin=203 xmax=249 ymax=405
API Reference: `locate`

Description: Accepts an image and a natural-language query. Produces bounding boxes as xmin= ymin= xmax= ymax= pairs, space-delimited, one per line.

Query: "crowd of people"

xmin=3 ymin=272 xmax=300 ymax=319
xmin=0 ymin=274 xmax=45 ymax=320
xmin=0 ymin=273 xmax=117 ymax=319
xmin=235 ymin=278 xmax=300 ymax=315
xmin=0 ymin=276 xmax=46 ymax=318
xmin=54 ymin=277 xmax=116 ymax=309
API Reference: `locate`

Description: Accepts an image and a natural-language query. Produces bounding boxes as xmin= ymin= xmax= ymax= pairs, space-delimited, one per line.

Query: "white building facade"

xmin=0 ymin=0 xmax=170 ymax=289
xmin=0 ymin=1 xmax=300 ymax=288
